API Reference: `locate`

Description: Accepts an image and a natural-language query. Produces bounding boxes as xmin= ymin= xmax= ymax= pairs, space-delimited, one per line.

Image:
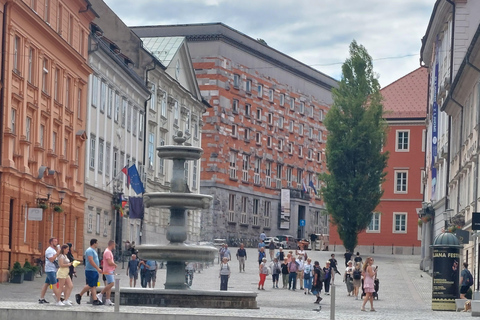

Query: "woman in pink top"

xmin=361 ymin=257 xmax=377 ymax=312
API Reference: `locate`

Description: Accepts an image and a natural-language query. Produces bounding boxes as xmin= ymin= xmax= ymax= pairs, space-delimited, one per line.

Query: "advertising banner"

xmin=432 ymin=246 xmax=460 ymax=311
xmin=280 ymin=189 xmax=290 ymax=229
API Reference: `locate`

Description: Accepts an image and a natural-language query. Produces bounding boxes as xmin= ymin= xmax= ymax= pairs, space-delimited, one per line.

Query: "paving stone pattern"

xmin=0 ymin=248 xmax=473 ymax=319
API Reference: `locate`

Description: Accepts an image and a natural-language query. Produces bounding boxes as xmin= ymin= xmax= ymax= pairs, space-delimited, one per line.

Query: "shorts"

xmin=44 ymin=271 xmax=58 ymax=285
xmin=129 ymin=272 xmax=138 ymax=280
xmin=460 ymin=285 xmax=470 ymax=294
xmin=105 ymin=273 xmax=115 ymax=284
xmin=85 ymin=270 xmax=99 ymax=287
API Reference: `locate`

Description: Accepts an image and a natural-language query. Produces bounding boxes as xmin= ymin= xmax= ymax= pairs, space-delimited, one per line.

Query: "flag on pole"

xmin=121 ymin=165 xmax=130 ymax=189
xmin=128 ymin=164 xmax=145 ymax=194
xmin=302 ymin=179 xmax=308 ymax=193
xmin=309 ymin=180 xmax=317 ymax=195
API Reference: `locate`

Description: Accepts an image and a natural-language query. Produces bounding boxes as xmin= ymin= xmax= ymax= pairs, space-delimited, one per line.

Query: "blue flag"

xmin=129 ymin=196 xmax=144 ymax=219
xmin=128 ymin=164 xmax=145 ymax=194
xmin=309 ymin=180 xmax=317 ymax=195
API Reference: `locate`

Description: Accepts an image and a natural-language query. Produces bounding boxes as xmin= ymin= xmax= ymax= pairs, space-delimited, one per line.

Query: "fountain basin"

xmin=157 ymin=145 xmax=203 ymax=160
xmin=144 ymin=193 xmax=212 ymax=209
xmin=136 ymin=243 xmax=217 ymax=262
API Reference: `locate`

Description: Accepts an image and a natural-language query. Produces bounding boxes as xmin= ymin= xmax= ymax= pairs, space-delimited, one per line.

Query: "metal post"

xmin=330 ymin=284 xmax=335 ymax=320
xmin=114 ymin=278 xmax=120 ymax=313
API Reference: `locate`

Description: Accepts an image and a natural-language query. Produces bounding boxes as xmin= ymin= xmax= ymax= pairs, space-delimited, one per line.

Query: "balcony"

xmin=288 ymin=187 xmax=311 ymax=201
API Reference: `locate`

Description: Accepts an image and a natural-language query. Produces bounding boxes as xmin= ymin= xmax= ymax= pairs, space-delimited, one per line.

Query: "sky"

xmin=103 ymin=0 xmax=434 ymax=88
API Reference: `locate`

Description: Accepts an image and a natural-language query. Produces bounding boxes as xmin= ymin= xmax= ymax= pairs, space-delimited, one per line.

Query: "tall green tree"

xmin=320 ymin=40 xmax=389 ymax=252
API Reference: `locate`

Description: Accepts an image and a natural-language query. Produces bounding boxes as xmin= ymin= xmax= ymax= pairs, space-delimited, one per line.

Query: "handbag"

xmin=53 ymin=260 xmax=60 ymax=269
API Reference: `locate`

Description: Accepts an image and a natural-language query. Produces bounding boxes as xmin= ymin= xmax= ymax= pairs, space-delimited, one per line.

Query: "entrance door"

xmin=297 ymin=205 xmax=306 ymax=239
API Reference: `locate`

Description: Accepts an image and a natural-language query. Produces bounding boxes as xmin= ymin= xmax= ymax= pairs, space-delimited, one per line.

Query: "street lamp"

xmin=36 ymin=185 xmax=53 ymax=205
xmin=50 ymin=190 xmax=66 ymax=207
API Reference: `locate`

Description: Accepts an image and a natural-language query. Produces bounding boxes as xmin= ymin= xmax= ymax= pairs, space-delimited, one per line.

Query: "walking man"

xmin=460 ymin=262 xmax=473 ymax=299
xmin=75 ymin=239 xmax=103 ymax=305
xmin=38 ymin=237 xmax=63 ymax=305
xmin=127 ymin=254 xmax=139 ymax=287
xmin=97 ymin=240 xmax=117 ymax=306
xmin=236 ymin=243 xmax=247 ymax=272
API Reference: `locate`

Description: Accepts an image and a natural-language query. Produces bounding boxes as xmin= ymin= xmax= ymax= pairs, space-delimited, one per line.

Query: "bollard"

xmin=330 ymin=283 xmax=335 ymax=320
xmin=114 ymin=278 xmax=120 ymax=313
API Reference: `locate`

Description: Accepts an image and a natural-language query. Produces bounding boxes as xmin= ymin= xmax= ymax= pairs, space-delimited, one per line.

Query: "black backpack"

xmin=353 ymin=269 xmax=361 ymax=280
xmin=467 ymin=270 xmax=474 ymax=286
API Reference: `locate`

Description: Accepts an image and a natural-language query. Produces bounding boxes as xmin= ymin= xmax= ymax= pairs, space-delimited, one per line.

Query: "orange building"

xmin=0 ymin=0 xmax=95 ymax=281
xmin=329 ymin=67 xmax=427 ymax=255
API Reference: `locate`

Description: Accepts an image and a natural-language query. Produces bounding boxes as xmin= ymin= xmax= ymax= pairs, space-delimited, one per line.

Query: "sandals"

xmin=361 ymin=308 xmax=366 ymax=312
xmin=370 ymin=309 xmax=376 ymax=312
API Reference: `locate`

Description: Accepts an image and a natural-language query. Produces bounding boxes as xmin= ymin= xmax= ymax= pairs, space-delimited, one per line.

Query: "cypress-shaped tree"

xmin=320 ymin=40 xmax=389 ymax=252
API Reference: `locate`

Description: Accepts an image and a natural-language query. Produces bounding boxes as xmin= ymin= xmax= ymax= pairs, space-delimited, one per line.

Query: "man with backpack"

xmin=460 ymin=262 xmax=474 ymax=299
xmin=312 ymin=261 xmax=325 ymax=304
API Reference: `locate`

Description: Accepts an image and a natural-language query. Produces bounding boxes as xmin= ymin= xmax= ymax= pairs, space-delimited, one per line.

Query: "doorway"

xmin=297 ymin=205 xmax=306 ymax=239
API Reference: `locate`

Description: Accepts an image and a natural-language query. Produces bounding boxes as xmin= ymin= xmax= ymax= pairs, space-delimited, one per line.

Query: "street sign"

xmin=299 ymin=219 xmax=305 ymax=227
xmin=28 ymin=208 xmax=43 ymax=221
xmin=473 ymin=212 xmax=480 ymax=230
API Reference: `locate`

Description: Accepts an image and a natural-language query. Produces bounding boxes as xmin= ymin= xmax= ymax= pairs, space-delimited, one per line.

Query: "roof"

xmin=380 ymin=67 xmax=428 ymax=119
xmin=142 ymin=36 xmax=184 ymax=66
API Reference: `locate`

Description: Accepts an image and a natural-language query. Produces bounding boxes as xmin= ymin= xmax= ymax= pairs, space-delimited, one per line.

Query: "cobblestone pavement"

xmin=0 ymin=248 xmax=473 ymax=319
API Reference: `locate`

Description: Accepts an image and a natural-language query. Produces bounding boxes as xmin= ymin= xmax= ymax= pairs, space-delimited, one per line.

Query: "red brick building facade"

xmin=329 ymin=67 xmax=427 ymax=254
xmin=132 ymin=24 xmax=337 ymax=243
xmin=0 ymin=0 xmax=95 ymax=281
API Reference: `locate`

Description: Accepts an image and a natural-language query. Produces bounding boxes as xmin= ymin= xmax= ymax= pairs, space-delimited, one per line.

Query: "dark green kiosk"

xmin=431 ymin=232 xmax=463 ymax=311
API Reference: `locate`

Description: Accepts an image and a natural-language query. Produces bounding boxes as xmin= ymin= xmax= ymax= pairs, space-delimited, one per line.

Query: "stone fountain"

xmin=115 ymin=131 xmax=258 ymax=308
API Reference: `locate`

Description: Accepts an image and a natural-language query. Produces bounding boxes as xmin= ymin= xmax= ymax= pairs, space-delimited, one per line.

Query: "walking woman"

xmin=57 ymin=244 xmax=74 ymax=305
xmin=352 ymin=262 xmax=362 ymax=300
xmin=258 ymin=257 xmax=268 ymax=290
xmin=361 ymin=257 xmax=377 ymax=312
xmin=219 ymin=257 xmax=231 ymax=290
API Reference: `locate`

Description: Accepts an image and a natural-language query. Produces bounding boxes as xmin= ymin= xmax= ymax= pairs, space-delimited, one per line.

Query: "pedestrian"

xmin=329 ymin=253 xmax=341 ymax=284
xmin=38 ymin=237 xmax=63 ymax=305
xmin=276 ymin=247 xmax=285 ymax=261
xmin=323 ymin=261 xmax=332 ymax=295
xmin=75 ymin=239 xmax=103 ymax=305
xmin=303 ymin=257 xmax=313 ymax=294
xmin=296 ymin=255 xmax=305 ymax=290
xmin=352 ymin=262 xmax=362 ymax=300
xmin=270 ymin=257 xmax=281 ymax=288
xmin=354 ymin=252 xmax=363 ymax=264
xmin=361 ymin=257 xmax=377 ymax=312
xmin=268 ymin=240 xmax=275 ymax=260
xmin=460 ymin=262 xmax=473 ymax=299
xmin=66 ymin=243 xmax=76 ymax=280
xmin=149 ymin=260 xmax=158 ymax=288
xmin=223 ymin=244 xmax=232 ymax=261
xmin=310 ymin=233 xmax=318 ymax=251
xmin=56 ymin=244 xmax=74 ymax=306
xmin=260 ymin=232 xmax=266 ymax=242
xmin=344 ymin=260 xmax=354 ymax=296
xmin=145 ymin=260 xmax=157 ymax=288
xmin=344 ymin=249 xmax=353 ymax=267
xmin=258 ymin=240 xmax=266 ymax=252
xmin=288 ymin=256 xmax=299 ymax=290
xmin=236 ymin=243 xmax=247 ymax=272
xmin=281 ymin=259 xmax=289 ymax=289
xmin=97 ymin=240 xmax=117 ymax=306
xmin=139 ymin=259 xmax=147 ymax=288
xmin=258 ymin=257 xmax=268 ymax=290
xmin=312 ymin=261 xmax=324 ymax=304
xmin=126 ymin=254 xmax=139 ymax=287
xmin=258 ymin=247 xmax=266 ymax=265
xmin=296 ymin=244 xmax=307 ymax=260
xmin=219 ymin=257 xmax=231 ymax=290
xmin=185 ymin=262 xmax=195 ymax=287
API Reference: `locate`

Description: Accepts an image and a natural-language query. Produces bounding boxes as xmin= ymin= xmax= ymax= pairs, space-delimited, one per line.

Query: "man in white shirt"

xmin=38 ymin=237 xmax=64 ymax=305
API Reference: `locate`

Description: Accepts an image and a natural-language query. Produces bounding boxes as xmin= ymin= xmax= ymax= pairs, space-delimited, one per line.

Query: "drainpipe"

xmin=139 ymin=61 xmax=155 ymax=245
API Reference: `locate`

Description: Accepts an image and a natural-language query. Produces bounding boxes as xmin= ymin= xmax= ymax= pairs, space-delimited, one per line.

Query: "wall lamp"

xmin=36 ymin=185 xmax=53 ymax=204
xmin=50 ymin=190 xmax=66 ymax=207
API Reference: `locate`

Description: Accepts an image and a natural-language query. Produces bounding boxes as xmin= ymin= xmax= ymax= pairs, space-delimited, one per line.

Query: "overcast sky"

xmin=103 ymin=0 xmax=434 ymax=88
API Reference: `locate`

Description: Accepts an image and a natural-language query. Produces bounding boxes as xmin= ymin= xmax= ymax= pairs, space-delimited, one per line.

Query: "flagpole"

xmin=106 ymin=166 xmax=127 ymax=187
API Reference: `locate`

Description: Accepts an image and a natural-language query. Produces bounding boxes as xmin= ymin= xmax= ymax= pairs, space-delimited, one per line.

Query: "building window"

xmin=395 ymin=170 xmax=408 ymax=193
xmin=316 ymin=151 xmax=322 ymax=162
xmin=114 ymin=93 xmax=120 ymax=123
xmin=105 ymin=143 xmax=111 ymax=177
xmin=98 ymin=139 xmax=104 ymax=173
xmin=232 ymin=99 xmax=239 ymax=113
xmin=241 ymin=197 xmax=248 ymax=224
xmin=265 ymin=162 xmax=272 ymax=188
xmin=299 ymin=102 xmax=305 ymax=114
xmin=148 ymin=131 xmax=155 ymax=169
xmin=89 ymin=135 xmax=96 ymax=169
xmin=13 ymin=36 xmax=20 ymax=74
xmin=229 ymin=152 xmax=237 ymax=179
xmin=308 ymin=127 xmax=313 ymax=139
xmin=256 ymin=108 xmax=262 ymax=121
xmin=286 ymin=167 xmax=292 ymax=187
xmin=233 ymin=74 xmax=240 ymax=88
xmin=245 ymin=104 xmax=251 ymax=117
xmin=25 ymin=117 xmax=31 ymax=141
xmin=77 ymin=88 xmax=82 ymax=119
xmin=99 ymin=81 xmax=106 ymax=112
xmin=28 ymin=47 xmax=34 ymax=83
xmin=289 ymin=120 xmax=294 ymax=132
xmin=288 ymin=143 xmax=293 ymax=154
xmin=276 ymin=163 xmax=283 ymax=189
xmin=174 ymin=101 xmax=179 ymax=125
xmin=277 ymin=138 xmax=283 ymax=151
xmin=319 ymin=109 xmax=324 ymax=121
xmin=40 ymin=124 xmax=44 ymax=147
xmin=269 ymin=89 xmax=274 ymax=102
xmin=307 ymin=149 xmax=313 ymax=160
xmin=253 ymin=199 xmax=259 ymax=226
xmin=257 ymin=84 xmax=263 ymax=98
xmin=161 ymin=91 xmax=167 ymax=118
xmin=103 ymin=213 xmax=108 ymax=237
xmin=393 ymin=213 xmax=407 ymax=233
xmin=299 ymin=123 xmax=304 ymax=136
xmin=54 ymin=68 xmax=59 ymax=101
xmin=139 ymin=112 xmax=144 ymax=140
xmin=193 ymin=160 xmax=198 ymax=188
xmin=42 ymin=58 xmax=49 ymax=93
xmin=242 ymin=154 xmax=249 ymax=182
xmin=264 ymin=201 xmax=271 ymax=228
xmin=231 ymin=124 xmax=237 ymax=137
xmin=246 ymin=79 xmax=252 ymax=93
xmin=280 ymin=94 xmax=285 ymax=106
xmin=278 ymin=116 xmax=284 ymax=129
xmin=244 ymin=127 xmax=250 ymax=141
xmin=255 ymin=132 xmax=261 ymax=145
xmin=267 ymin=136 xmax=272 ymax=148
xmin=254 ymin=158 xmax=261 ymax=185
xmin=228 ymin=194 xmax=235 ymax=222
xmin=107 ymin=87 xmax=113 ymax=118
xmin=296 ymin=169 xmax=303 ymax=187
xmin=44 ymin=0 xmax=50 ymax=23
xmin=122 ymin=99 xmax=127 ymax=127
xmin=149 ymin=83 xmax=156 ymax=111
xmin=396 ymin=130 xmax=409 ymax=151
xmin=96 ymin=210 xmax=101 ymax=235
xmin=290 ymin=97 xmax=295 ymax=110
xmin=87 ymin=210 xmax=93 ymax=233
xmin=298 ymin=146 xmax=303 ymax=157
xmin=367 ymin=212 xmax=381 ymax=233
xmin=267 ymin=113 xmax=273 ymax=125
xmin=52 ymin=131 xmax=57 ymax=153
xmin=65 ymin=77 xmax=71 ymax=109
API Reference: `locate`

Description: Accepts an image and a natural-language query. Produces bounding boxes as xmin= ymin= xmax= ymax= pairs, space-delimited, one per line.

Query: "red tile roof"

xmin=380 ymin=67 xmax=428 ymax=119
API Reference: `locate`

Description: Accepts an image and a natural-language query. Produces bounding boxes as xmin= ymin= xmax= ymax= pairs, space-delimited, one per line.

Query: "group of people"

xmin=126 ymin=254 xmax=158 ymax=288
xmin=38 ymin=237 xmax=117 ymax=306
